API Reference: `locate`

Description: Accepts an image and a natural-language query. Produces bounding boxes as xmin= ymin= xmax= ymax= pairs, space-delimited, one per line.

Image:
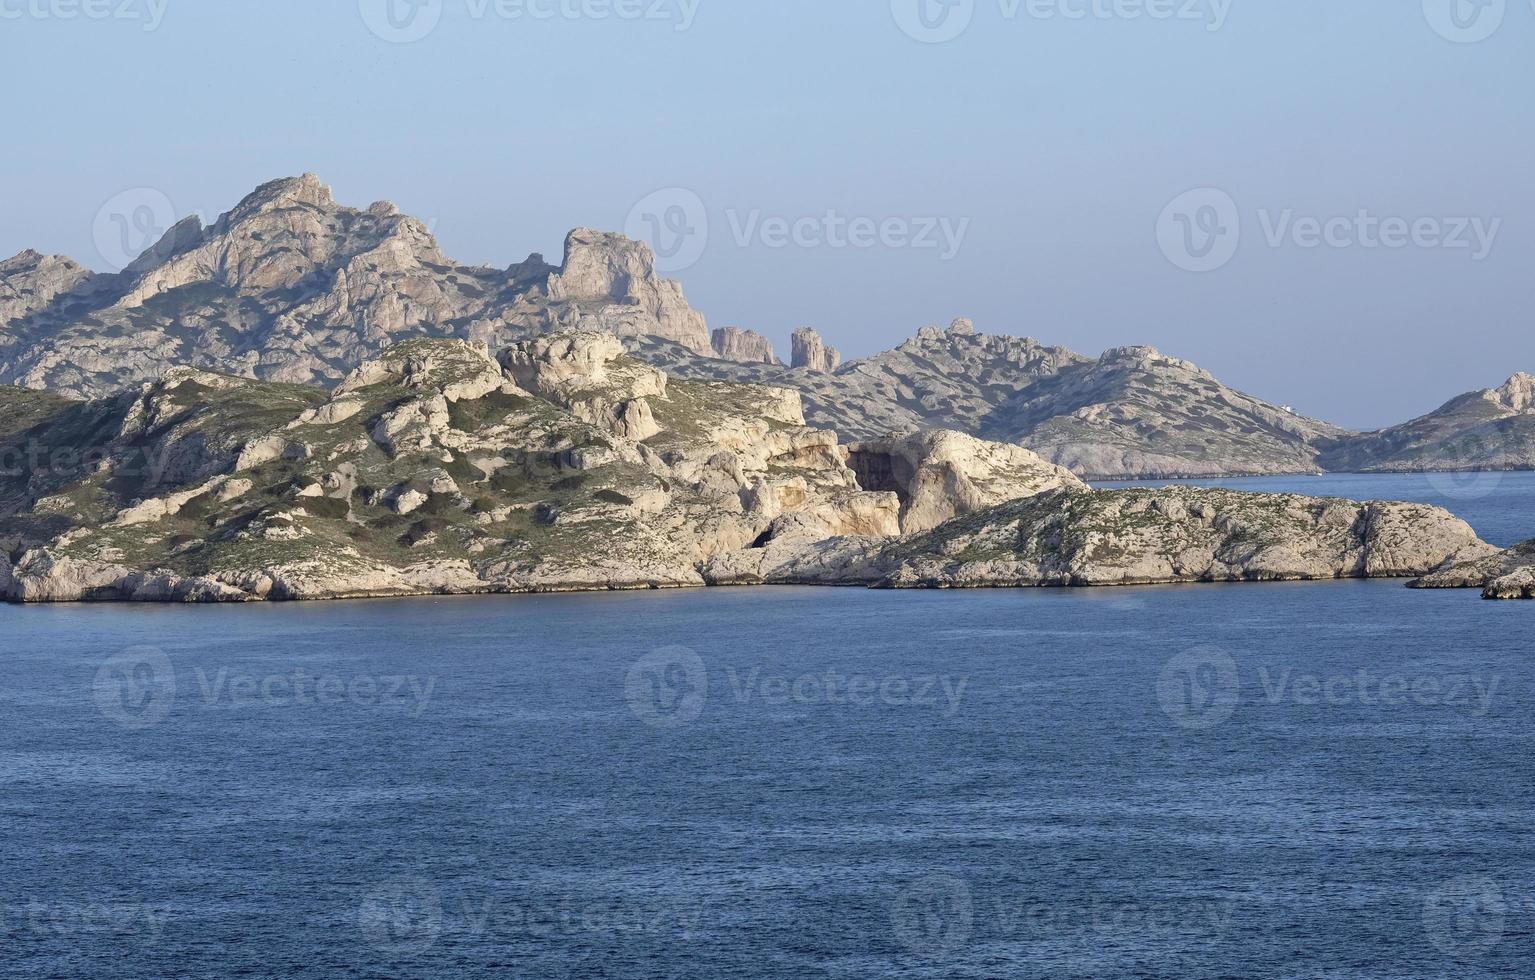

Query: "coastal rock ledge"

xmin=1410 ymin=540 xmax=1535 ymax=600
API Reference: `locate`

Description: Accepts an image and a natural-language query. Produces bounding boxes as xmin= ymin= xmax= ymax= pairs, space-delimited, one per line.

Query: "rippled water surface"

xmin=2 ymin=477 xmax=1532 ymax=978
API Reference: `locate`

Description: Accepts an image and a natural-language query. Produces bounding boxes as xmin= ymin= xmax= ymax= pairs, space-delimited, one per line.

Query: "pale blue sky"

xmin=1 ymin=0 xmax=1530 ymax=428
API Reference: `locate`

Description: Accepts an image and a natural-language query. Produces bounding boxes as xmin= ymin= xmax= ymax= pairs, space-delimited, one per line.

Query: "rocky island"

xmin=0 ymin=330 xmax=1500 ymax=603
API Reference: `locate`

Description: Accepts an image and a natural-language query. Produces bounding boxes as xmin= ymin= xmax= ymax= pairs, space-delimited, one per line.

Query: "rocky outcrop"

xmin=856 ymin=487 xmax=1491 ymax=589
xmin=791 ymin=327 xmax=840 ymax=373
xmin=1319 ymin=373 xmax=1535 ymax=473
xmin=878 ymin=491 xmax=1488 ymax=588
xmin=629 ymin=320 xmax=1089 ymax=442
xmin=1409 ymin=539 xmax=1535 ymax=600
xmin=710 ymin=326 xmax=780 ymax=365
xmin=0 ymin=332 xmax=899 ymax=602
xmin=513 ymin=228 xmax=713 ymax=355
xmin=847 ymin=429 xmax=1084 ymax=533
xmin=0 ymin=250 xmax=98 ymax=327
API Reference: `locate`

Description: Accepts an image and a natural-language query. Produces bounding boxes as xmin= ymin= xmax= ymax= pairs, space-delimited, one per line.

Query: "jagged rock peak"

xmin=1491 ymin=373 xmax=1535 ymax=412
xmin=543 ymin=228 xmax=712 ymax=355
xmin=0 ymin=250 xmax=96 ymax=325
xmin=911 ymin=318 xmax=976 ymax=344
xmin=1096 ymin=345 xmax=1209 ymax=377
xmin=232 ymin=172 xmax=335 ymax=216
xmin=711 ymin=326 xmax=780 ymax=365
xmin=2 ymin=248 xmax=44 ymax=267
xmin=550 ymin=228 xmax=660 ymax=301
xmin=123 ymin=214 xmax=206 ymax=275
xmin=791 ymin=327 xmax=840 ymax=373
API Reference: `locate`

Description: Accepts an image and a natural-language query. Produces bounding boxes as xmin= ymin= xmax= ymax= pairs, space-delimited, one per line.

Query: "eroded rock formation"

xmin=710 ymin=326 xmax=780 ymax=365
xmin=791 ymin=327 xmax=840 ymax=373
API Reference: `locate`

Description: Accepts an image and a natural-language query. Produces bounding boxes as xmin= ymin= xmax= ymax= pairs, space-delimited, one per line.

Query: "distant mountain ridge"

xmin=632 ymin=323 xmax=1351 ymax=478
xmin=0 ymin=174 xmax=723 ymax=397
xmin=1 ymin=174 xmax=1529 ymax=479
xmin=1319 ymin=373 xmax=1535 ymax=474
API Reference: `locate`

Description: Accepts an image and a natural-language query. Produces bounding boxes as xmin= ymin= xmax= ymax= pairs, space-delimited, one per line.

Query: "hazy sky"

xmin=2 ymin=0 xmax=1530 ymax=429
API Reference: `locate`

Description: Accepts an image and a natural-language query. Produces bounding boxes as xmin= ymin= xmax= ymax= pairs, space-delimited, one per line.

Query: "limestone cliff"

xmin=791 ymin=327 xmax=840 ymax=373
xmin=710 ymin=327 xmax=780 ymax=365
xmin=0 ymin=333 xmax=895 ymax=601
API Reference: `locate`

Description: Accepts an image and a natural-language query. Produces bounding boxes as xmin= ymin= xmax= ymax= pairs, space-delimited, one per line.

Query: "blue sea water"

xmin=1 ymin=476 xmax=1532 ymax=979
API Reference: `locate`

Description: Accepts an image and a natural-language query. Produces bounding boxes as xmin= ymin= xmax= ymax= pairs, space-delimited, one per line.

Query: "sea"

xmin=1 ymin=473 xmax=1531 ymax=978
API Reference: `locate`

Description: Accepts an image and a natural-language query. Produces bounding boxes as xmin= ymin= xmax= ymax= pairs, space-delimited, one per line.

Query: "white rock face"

xmin=4 ymin=176 xmax=1529 ymax=481
xmin=847 ymin=429 xmax=1086 ymax=533
xmin=711 ymin=326 xmax=780 ymax=365
xmin=1490 ymin=373 xmax=1535 ymax=413
xmin=499 ymin=331 xmax=667 ymax=441
xmin=0 ymin=250 xmax=96 ymax=326
xmin=629 ymin=321 xmax=1362 ymax=479
xmin=534 ymin=229 xmax=711 ymax=354
xmin=500 ymin=332 xmax=631 ymax=394
xmin=791 ymin=327 xmax=840 ymax=373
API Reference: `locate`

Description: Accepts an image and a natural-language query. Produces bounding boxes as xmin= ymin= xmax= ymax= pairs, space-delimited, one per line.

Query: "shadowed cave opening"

xmin=847 ymin=450 xmax=912 ymax=508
